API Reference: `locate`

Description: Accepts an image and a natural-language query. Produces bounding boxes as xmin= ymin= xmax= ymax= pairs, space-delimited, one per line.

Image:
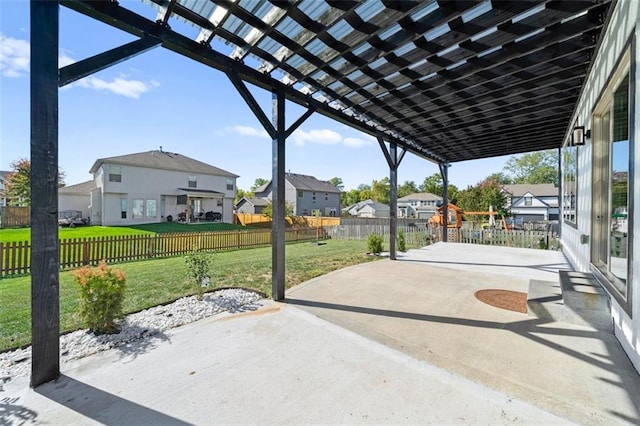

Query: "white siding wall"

xmin=561 ymin=0 xmax=640 ymax=370
xmin=97 ymin=164 xmax=236 ymax=225
xmin=59 ymin=194 xmax=91 ymax=219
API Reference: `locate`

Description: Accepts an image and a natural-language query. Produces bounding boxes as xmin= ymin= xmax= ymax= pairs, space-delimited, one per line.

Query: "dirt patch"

xmin=475 ymin=289 xmax=528 ymax=313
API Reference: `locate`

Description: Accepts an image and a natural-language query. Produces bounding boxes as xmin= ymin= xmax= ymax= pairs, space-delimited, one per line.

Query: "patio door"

xmin=591 ymin=54 xmax=631 ymax=303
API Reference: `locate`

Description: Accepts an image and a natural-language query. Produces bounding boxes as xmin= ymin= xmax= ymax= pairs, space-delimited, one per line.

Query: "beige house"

xmin=58 ymin=180 xmax=96 ymax=221
xmin=86 ymin=150 xmax=237 ymax=225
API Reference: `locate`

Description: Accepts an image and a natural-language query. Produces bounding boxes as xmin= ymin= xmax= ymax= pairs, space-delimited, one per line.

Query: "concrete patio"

xmin=3 ymin=243 xmax=639 ymax=424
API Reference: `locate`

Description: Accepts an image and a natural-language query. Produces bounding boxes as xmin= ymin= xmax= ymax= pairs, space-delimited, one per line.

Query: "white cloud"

xmin=74 ymin=75 xmax=157 ymax=99
xmin=0 ymin=34 xmax=157 ymax=99
xmin=226 ymin=125 xmax=270 ymax=139
xmin=0 ymin=34 xmax=30 ymax=77
xmin=291 ymin=129 xmax=342 ymax=146
xmin=343 ymin=136 xmax=374 ymax=147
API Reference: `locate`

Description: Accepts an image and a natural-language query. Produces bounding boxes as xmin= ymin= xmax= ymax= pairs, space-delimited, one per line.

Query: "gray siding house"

xmin=235 ymin=197 xmax=269 ymax=214
xmin=255 ymin=173 xmax=340 ymax=216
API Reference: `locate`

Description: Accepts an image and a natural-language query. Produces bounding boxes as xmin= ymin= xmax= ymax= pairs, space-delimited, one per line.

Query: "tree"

xmin=327 ymin=177 xmax=344 ymax=191
xmin=419 ymin=173 xmax=442 ymax=194
xmin=341 ymin=189 xmax=361 ymax=208
xmin=503 ymin=149 xmax=559 ymax=185
xmin=3 ymin=158 xmax=65 ymax=206
xmin=262 ymin=201 xmax=294 ymax=218
xmin=250 ymin=178 xmax=268 ymax=191
xmin=371 ymin=177 xmax=390 ymax=205
xmin=235 ymin=188 xmax=250 ymax=203
xmin=397 ymin=180 xmax=419 ymax=198
xmin=484 ymin=172 xmax=513 ymax=185
xmin=456 ymin=179 xmax=507 ymax=215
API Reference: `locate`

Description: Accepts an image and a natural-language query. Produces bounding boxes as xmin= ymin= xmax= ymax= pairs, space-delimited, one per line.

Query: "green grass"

xmin=0 ymin=239 xmax=377 ymax=352
xmin=0 ymin=222 xmax=255 ymax=243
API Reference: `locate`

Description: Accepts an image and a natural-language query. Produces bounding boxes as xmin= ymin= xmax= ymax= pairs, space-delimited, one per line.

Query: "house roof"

xmin=358 ymin=201 xmax=390 ymax=212
xmin=258 ymin=173 xmax=341 ymax=194
xmin=89 ymin=150 xmax=238 ymax=177
xmin=0 ymin=171 xmax=11 ymax=181
xmin=59 ymin=180 xmax=96 ymax=194
xmin=398 ymin=192 xmax=442 ymax=202
xmin=236 ymin=197 xmax=269 ymax=208
xmin=503 ymin=184 xmax=558 ymax=197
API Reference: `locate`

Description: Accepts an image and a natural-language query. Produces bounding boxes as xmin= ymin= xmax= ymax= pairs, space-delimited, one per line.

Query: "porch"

xmin=5 ymin=243 xmax=639 ymax=424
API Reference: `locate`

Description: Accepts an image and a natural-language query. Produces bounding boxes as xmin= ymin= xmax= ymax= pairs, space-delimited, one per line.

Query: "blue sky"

xmin=0 ymin=0 xmax=513 ymax=192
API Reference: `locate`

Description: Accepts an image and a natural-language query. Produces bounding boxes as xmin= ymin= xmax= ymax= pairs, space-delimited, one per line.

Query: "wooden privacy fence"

xmin=0 ymin=206 xmax=31 ymax=229
xmin=0 ymin=227 xmax=323 ymax=277
xmin=235 ymin=213 xmax=341 ymax=228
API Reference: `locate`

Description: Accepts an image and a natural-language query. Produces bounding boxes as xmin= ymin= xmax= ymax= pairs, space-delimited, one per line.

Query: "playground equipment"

xmin=429 ymin=206 xmax=510 ymax=231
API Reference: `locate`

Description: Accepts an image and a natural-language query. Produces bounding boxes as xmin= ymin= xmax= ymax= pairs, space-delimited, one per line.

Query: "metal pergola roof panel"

xmin=62 ymin=0 xmax=612 ymax=164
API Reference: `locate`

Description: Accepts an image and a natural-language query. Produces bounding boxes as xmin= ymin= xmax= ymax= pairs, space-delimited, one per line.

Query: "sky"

xmin=0 ymin=0 xmax=514 ymax=192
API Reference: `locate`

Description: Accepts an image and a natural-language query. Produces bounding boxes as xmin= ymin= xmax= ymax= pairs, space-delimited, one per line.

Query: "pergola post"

xmin=271 ymin=90 xmax=286 ymax=300
xmin=227 ymin=73 xmax=314 ymax=300
xmin=30 ymin=0 xmax=60 ymax=387
xmin=378 ymin=136 xmax=406 ymax=260
xmin=439 ymin=163 xmax=450 ymax=243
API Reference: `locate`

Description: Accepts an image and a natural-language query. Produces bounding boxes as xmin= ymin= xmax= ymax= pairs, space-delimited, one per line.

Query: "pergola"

xmin=30 ymin=0 xmax=612 ymax=386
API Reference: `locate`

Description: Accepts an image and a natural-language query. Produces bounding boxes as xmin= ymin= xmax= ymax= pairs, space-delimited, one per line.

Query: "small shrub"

xmin=397 ymin=229 xmax=406 ymax=252
xmin=367 ymin=233 xmax=384 ymax=255
xmin=72 ymin=260 xmax=126 ymax=334
xmin=185 ymin=247 xmax=212 ymax=300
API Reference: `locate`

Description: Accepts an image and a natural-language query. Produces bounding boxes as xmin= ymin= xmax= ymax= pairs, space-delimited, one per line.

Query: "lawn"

xmin=0 ymin=239 xmax=378 ymax=352
xmin=0 ymin=222 xmax=255 ymax=243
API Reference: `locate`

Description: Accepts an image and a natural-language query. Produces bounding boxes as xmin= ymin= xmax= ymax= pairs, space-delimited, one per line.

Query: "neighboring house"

xmin=397 ymin=192 xmax=442 ymax=219
xmin=59 ymin=180 xmax=96 ymax=221
xmin=255 ymin=173 xmax=340 ymax=216
xmin=0 ymin=170 xmax=10 ymax=208
xmin=87 ymin=149 xmax=238 ymax=225
xmin=235 ymin=197 xmax=269 ymax=214
xmin=343 ymin=199 xmax=390 ymax=218
xmin=502 ymin=184 xmax=559 ymax=222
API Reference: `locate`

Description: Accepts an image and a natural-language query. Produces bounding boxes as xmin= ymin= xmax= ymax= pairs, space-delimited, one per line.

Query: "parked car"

xmin=58 ymin=210 xmax=88 ymax=227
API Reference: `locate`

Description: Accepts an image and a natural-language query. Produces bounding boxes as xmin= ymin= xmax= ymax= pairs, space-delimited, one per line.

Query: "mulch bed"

xmin=474 ymin=289 xmax=528 ymax=314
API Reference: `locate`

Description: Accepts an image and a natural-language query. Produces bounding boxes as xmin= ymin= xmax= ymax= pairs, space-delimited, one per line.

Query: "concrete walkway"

xmin=3 ymin=243 xmax=639 ymax=424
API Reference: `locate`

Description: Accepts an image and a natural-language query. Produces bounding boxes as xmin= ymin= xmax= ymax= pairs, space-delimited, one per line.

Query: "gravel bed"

xmin=0 ymin=288 xmax=263 ymax=386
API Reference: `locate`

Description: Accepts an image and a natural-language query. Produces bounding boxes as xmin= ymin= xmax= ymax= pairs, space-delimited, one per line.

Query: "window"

xmin=146 ymin=200 xmax=157 ymax=218
xmin=120 ymin=198 xmax=127 ymax=219
xmin=132 ymin=199 xmax=144 ymax=219
xmin=524 ymin=197 xmax=532 ymax=206
xmin=297 ymin=190 xmax=303 ymax=198
xmin=562 ymin=140 xmax=577 ymax=225
xmin=226 ymin=178 xmax=234 ymax=191
xmin=188 ymin=175 xmax=197 ymax=188
xmin=591 ymin=46 xmax=633 ymax=311
xmin=312 ymin=191 xmax=316 ymax=202
xmin=109 ymin=165 xmax=122 ymax=182
xmin=324 ymin=192 xmax=328 ymax=201
xmin=217 ymin=199 xmax=223 ymax=207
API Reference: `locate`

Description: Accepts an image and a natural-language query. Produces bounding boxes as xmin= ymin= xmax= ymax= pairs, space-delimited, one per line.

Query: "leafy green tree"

xmin=3 ymin=158 xmax=65 ymax=206
xmin=327 ymin=177 xmax=344 ymax=191
xmin=419 ymin=173 xmax=442 ymax=194
xmin=341 ymin=189 xmax=361 ymax=207
xmin=262 ymin=201 xmax=294 ymax=218
xmin=397 ymin=180 xmax=419 ymax=198
xmin=357 ymin=184 xmax=373 ymax=201
xmin=250 ymin=178 xmax=269 ymax=191
xmin=456 ymin=179 xmax=507 ymax=215
xmin=371 ymin=177 xmax=390 ymax=205
xmin=503 ymin=149 xmax=559 ymax=185
xmin=484 ymin=172 xmax=513 ymax=185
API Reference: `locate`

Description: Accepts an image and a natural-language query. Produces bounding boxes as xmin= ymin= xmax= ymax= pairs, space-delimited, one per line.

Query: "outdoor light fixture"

xmin=572 ymin=125 xmax=588 ymax=146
